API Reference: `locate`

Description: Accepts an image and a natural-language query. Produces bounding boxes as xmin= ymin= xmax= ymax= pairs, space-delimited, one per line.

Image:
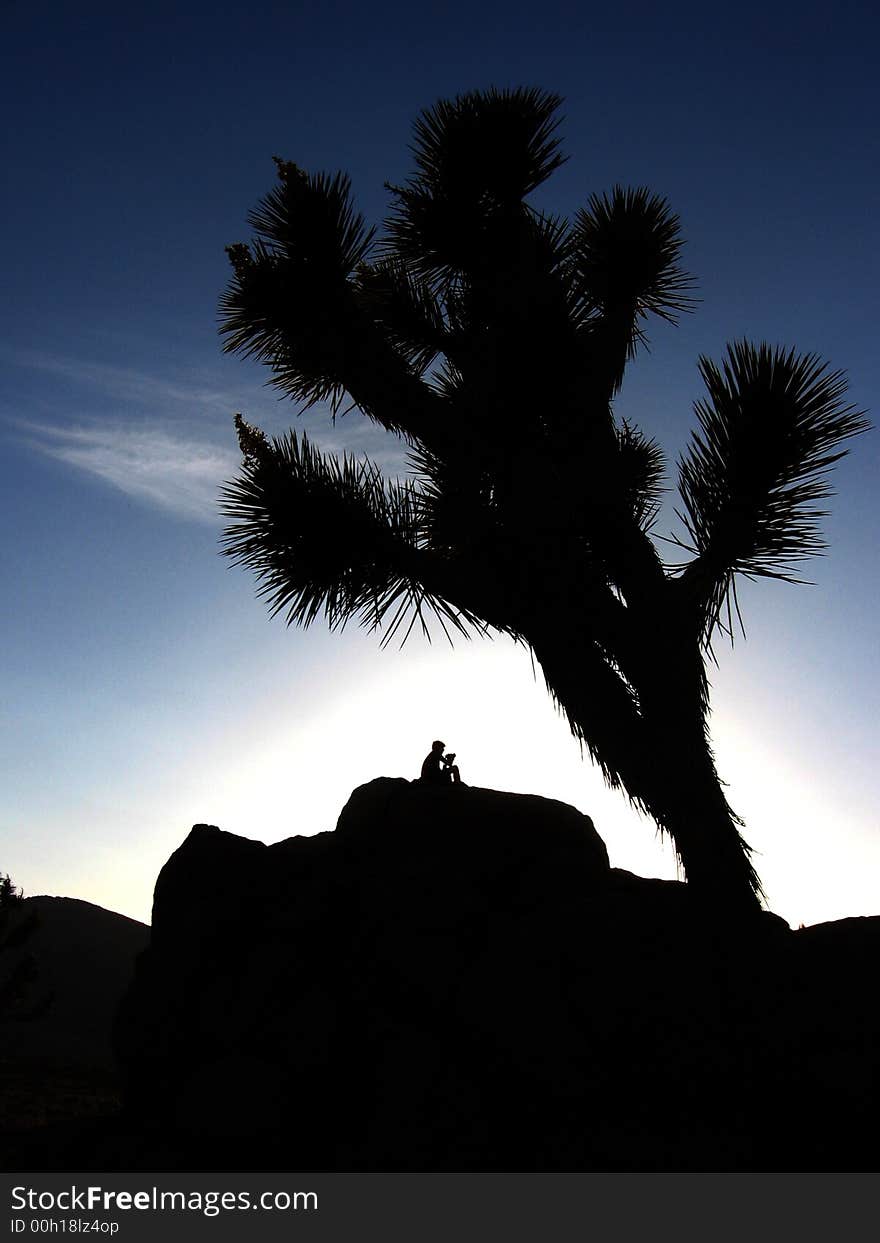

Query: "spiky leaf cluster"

xmin=221 ymin=421 xmax=487 ymax=646
xmin=677 ymin=343 xmax=869 ymax=641
xmin=219 ymin=87 xmax=867 ymax=661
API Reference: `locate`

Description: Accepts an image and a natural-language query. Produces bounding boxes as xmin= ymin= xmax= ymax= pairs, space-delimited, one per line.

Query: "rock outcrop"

xmin=114 ymin=779 xmax=879 ymax=1171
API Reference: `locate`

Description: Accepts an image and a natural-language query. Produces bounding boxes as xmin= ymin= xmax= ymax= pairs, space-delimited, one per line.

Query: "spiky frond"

xmin=615 ymin=419 xmax=667 ymax=532
xmin=251 ymin=160 xmax=374 ymax=275
xmin=410 ymin=86 xmax=564 ymax=202
xmin=571 ymin=186 xmax=695 ymax=327
xmin=219 ymin=163 xmax=446 ymax=443
xmin=383 ymin=87 xmax=565 ymax=288
xmin=353 ymin=260 xmax=446 ymax=375
xmin=220 ymin=427 xmax=483 ymax=645
xmin=676 ymin=341 xmax=869 ymax=642
xmin=219 ymin=162 xmax=372 ymax=412
xmin=410 ymin=86 xmax=564 ymax=193
xmin=570 ymin=187 xmax=696 ymax=395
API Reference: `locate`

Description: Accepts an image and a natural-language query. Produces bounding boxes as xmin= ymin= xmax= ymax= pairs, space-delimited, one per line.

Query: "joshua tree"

xmin=219 ymin=87 xmax=867 ymax=911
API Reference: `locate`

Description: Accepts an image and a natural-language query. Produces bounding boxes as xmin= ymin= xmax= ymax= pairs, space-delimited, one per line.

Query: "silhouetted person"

xmin=420 ymin=740 xmax=462 ymax=785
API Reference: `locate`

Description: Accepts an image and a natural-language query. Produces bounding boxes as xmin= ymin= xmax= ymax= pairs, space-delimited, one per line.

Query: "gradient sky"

xmin=2 ymin=0 xmax=877 ymax=927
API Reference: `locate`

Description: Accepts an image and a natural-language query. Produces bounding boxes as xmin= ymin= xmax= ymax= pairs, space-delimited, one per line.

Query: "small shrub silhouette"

xmin=0 ymin=873 xmax=45 ymax=1021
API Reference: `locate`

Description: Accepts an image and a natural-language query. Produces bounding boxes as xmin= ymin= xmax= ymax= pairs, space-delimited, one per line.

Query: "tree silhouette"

xmin=218 ymin=87 xmax=868 ymax=911
xmin=0 ymin=873 xmax=40 ymax=1019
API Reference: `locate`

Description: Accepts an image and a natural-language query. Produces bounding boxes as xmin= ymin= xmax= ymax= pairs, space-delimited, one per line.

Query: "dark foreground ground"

xmin=5 ymin=782 xmax=878 ymax=1172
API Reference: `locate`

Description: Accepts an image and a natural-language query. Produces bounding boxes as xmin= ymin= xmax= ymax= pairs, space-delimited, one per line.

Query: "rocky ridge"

xmin=114 ymin=778 xmax=879 ymax=1170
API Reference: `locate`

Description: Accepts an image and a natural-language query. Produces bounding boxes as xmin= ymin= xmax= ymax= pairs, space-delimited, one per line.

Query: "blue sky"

xmin=2 ymin=0 xmax=878 ymax=925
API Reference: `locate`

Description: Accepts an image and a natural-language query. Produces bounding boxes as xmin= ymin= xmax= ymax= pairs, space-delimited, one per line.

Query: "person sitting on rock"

xmin=419 ymin=739 xmax=462 ymax=785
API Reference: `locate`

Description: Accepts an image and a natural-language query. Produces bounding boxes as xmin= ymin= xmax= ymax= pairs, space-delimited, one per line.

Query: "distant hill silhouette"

xmin=0 ymin=896 xmax=148 ymax=1163
xmin=3 ymin=896 xmax=149 ymax=1070
xmin=104 ymin=779 xmax=879 ymax=1172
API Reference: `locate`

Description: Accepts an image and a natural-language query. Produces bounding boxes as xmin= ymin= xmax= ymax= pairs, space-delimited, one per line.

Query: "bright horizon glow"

xmin=16 ymin=632 xmax=879 ymax=930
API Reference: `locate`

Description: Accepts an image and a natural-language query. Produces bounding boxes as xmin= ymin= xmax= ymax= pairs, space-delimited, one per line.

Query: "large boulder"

xmin=114 ymin=779 xmax=879 ymax=1171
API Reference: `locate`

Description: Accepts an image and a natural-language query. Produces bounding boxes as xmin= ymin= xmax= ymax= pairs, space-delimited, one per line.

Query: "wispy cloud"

xmin=9 ymin=345 xmax=419 ymax=519
xmin=9 ymin=347 xmax=236 ymax=416
xmin=304 ymin=419 xmax=413 ymax=479
xmin=23 ymin=416 xmax=413 ymax=524
xmin=27 ymin=421 xmax=237 ymax=523
xmin=8 ymin=347 xmax=414 ymax=477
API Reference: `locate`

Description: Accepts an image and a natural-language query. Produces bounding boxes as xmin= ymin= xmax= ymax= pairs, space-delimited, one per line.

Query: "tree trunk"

xmin=644 ymin=761 xmax=763 ymax=913
xmin=530 ymin=630 xmax=763 ymax=914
